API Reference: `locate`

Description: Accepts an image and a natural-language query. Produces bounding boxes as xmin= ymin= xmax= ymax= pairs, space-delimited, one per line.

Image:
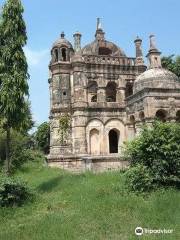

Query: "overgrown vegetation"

xmin=58 ymin=115 xmax=70 ymax=144
xmin=124 ymin=121 xmax=180 ymax=192
xmin=0 ymin=177 xmax=32 ymax=207
xmin=0 ymin=126 xmax=47 ymax=175
xmin=125 ymin=164 xmax=154 ymax=193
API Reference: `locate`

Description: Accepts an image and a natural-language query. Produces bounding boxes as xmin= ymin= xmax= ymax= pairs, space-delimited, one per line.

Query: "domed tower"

xmin=126 ymin=35 xmax=180 ymax=139
xmin=49 ymin=32 xmax=74 ymax=158
xmin=49 ymin=32 xmax=74 ymax=109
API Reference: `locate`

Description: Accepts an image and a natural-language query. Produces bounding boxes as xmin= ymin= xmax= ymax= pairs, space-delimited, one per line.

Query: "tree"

xmin=18 ymin=100 xmax=34 ymax=135
xmin=161 ymin=55 xmax=180 ymax=78
xmin=35 ymin=122 xmax=50 ymax=154
xmin=0 ymin=0 xmax=29 ymax=174
xmin=125 ymin=121 xmax=180 ymax=190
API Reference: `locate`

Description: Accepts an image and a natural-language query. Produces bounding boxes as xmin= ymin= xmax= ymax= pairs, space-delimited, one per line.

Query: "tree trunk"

xmin=5 ymin=126 xmax=11 ymax=175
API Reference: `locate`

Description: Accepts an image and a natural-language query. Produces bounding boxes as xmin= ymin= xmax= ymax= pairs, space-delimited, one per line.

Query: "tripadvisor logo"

xmin=135 ymin=227 xmax=143 ymax=236
xmin=135 ymin=227 xmax=173 ymax=236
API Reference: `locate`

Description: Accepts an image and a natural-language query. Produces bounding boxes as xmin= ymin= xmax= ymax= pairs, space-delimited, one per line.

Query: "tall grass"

xmin=0 ymin=160 xmax=179 ymax=240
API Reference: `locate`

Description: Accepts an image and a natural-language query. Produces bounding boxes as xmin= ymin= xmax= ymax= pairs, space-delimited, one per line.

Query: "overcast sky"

xmin=1 ymin=0 xmax=180 ymax=127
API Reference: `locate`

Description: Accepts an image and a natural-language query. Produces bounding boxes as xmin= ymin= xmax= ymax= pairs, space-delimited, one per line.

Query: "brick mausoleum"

xmin=47 ymin=19 xmax=180 ymax=172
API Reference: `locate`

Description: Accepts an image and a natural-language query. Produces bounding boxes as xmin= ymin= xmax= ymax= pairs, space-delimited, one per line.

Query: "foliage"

xmin=124 ymin=121 xmax=180 ymax=188
xmin=35 ymin=122 xmax=50 ymax=154
xmin=9 ymin=132 xmax=39 ymax=170
xmin=0 ymin=0 xmax=29 ymax=130
xmin=161 ymin=55 xmax=180 ymax=78
xmin=125 ymin=164 xmax=154 ymax=193
xmin=0 ymin=129 xmax=6 ymax=162
xmin=58 ymin=115 xmax=70 ymax=144
xmin=0 ymin=0 xmax=29 ymax=173
xmin=0 ymin=129 xmax=42 ymax=172
xmin=0 ymin=177 xmax=31 ymax=207
xmin=18 ymin=101 xmax=34 ymax=134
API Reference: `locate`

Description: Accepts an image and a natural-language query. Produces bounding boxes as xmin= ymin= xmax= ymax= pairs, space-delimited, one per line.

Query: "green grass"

xmin=0 ymin=160 xmax=179 ymax=240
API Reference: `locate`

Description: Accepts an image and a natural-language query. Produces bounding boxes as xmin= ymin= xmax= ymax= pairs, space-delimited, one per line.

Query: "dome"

xmin=82 ymin=40 xmax=126 ymax=57
xmin=134 ymin=68 xmax=180 ymax=93
xmin=52 ymin=32 xmax=73 ymax=50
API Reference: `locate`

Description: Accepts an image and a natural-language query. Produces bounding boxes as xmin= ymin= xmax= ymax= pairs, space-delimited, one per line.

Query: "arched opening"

xmin=88 ymin=81 xmax=98 ymax=102
xmin=90 ymin=129 xmax=100 ymax=155
xmin=109 ymin=129 xmax=119 ymax=154
xmin=125 ymin=82 xmax=133 ymax=98
xmin=176 ymin=110 xmax=180 ymax=122
xmin=130 ymin=115 xmax=136 ymax=135
xmin=155 ymin=109 xmax=167 ymax=122
xmin=106 ymin=82 xmax=117 ymax=102
xmin=61 ymin=48 xmax=67 ymax=61
xmin=91 ymin=95 xmax=97 ymax=102
xmin=98 ymin=47 xmax=112 ymax=55
xmin=139 ymin=111 xmax=145 ymax=122
xmin=54 ymin=49 xmax=58 ymax=62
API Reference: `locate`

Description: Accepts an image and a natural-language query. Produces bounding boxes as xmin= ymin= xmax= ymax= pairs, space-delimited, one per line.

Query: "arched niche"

xmin=155 ymin=109 xmax=167 ymax=122
xmin=176 ymin=110 xmax=180 ymax=122
xmin=86 ymin=119 xmax=104 ymax=155
xmin=87 ymin=81 xmax=98 ymax=102
xmin=130 ymin=115 xmax=136 ymax=136
xmin=125 ymin=82 xmax=133 ymax=98
xmin=61 ymin=48 xmax=67 ymax=61
xmin=106 ymin=82 xmax=117 ymax=102
xmin=139 ymin=111 xmax=145 ymax=122
xmin=53 ymin=48 xmax=59 ymax=62
xmin=89 ymin=129 xmax=100 ymax=155
xmin=98 ymin=47 xmax=112 ymax=55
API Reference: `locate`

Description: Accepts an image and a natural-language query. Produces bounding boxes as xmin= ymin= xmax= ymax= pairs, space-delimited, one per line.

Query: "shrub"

xmin=0 ymin=130 xmax=41 ymax=172
xmin=124 ymin=121 xmax=180 ymax=188
xmin=125 ymin=164 xmax=154 ymax=193
xmin=0 ymin=177 xmax=31 ymax=207
xmin=10 ymin=148 xmax=45 ymax=170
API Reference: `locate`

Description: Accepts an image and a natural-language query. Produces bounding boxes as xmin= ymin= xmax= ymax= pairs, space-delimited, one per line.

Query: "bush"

xmin=0 ymin=177 xmax=31 ymax=207
xmin=10 ymin=133 xmax=34 ymax=169
xmin=0 ymin=130 xmax=41 ymax=172
xmin=10 ymin=147 xmax=45 ymax=170
xmin=125 ymin=164 xmax=154 ymax=193
xmin=124 ymin=121 xmax=180 ymax=189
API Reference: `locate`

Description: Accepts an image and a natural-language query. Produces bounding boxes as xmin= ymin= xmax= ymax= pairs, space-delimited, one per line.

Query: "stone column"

xmin=127 ymin=125 xmax=136 ymax=140
xmin=73 ymin=126 xmax=87 ymax=154
xmin=72 ymin=114 xmax=87 ymax=155
xmin=97 ymin=87 xmax=106 ymax=102
xmin=116 ymin=88 xmax=125 ymax=103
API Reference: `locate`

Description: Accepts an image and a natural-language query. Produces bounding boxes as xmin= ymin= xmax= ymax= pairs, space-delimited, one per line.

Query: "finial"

xmin=61 ymin=31 xmax=65 ymax=38
xmin=147 ymin=35 xmax=162 ymax=69
xmin=134 ymin=36 xmax=142 ymax=43
xmin=73 ymin=31 xmax=82 ymax=52
xmin=134 ymin=36 xmax=144 ymax=65
xmin=73 ymin=31 xmax=81 ymax=36
xmin=97 ymin=18 xmax=102 ymax=30
xmin=150 ymin=34 xmax=156 ymax=50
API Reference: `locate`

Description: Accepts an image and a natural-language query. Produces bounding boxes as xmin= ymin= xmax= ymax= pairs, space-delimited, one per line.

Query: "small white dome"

xmin=134 ymin=68 xmax=180 ymax=93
